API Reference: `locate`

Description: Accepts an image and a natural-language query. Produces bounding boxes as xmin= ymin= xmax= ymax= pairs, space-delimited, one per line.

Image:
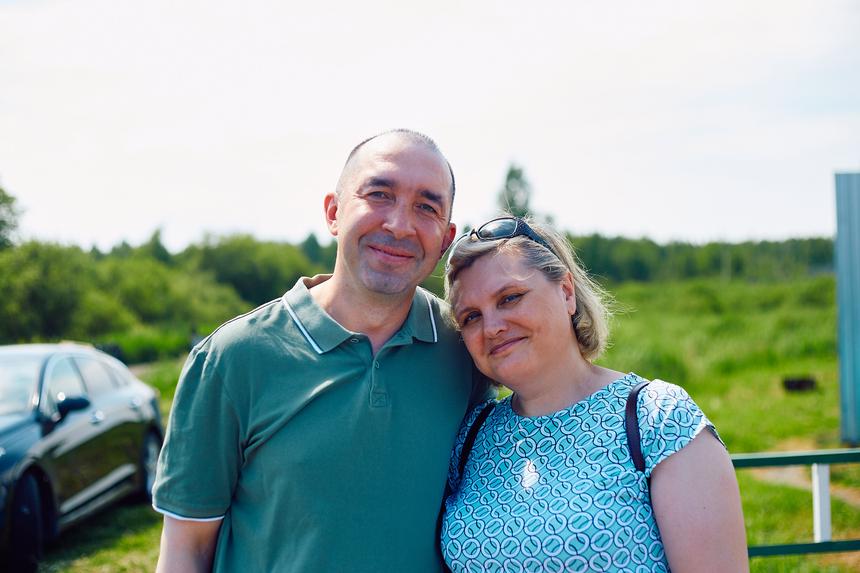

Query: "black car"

xmin=0 ymin=343 xmax=163 ymax=571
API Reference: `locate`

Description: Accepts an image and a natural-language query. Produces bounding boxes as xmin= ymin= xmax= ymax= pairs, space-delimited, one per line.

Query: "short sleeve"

xmin=637 ymin=380 xmax=723 ymax=477
xmin=152 ymin=347 xmax=243 ymax=519
xmin=447 ymin=399 xmax=495 ymax=490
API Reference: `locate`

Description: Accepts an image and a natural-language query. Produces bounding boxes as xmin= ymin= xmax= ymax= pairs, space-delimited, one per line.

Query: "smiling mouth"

xmin=368 ymin=244 xmax=415 ymax=260
xmin=490 ymin=337 xmax=525 ymax=355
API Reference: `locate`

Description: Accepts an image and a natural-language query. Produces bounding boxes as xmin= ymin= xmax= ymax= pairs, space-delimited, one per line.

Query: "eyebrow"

xmin=419 ymin=189 xmax=445 ymax=209
xmin=492 ymin=283 xmax=523 ymax=298
xmin=366 ymin=177 xmax=395 ymax=189
xmin=454 ymin=282 xmax=524 ymax=315
xmin=365 ymin=178 xmax=447 ymax=211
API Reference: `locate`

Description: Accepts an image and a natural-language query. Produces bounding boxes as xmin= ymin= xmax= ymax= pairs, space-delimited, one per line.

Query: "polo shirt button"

xmin=350 ymin=338 xmax=359 ymax=343
xmin=374 ymin=361 xmax=380 ymax=369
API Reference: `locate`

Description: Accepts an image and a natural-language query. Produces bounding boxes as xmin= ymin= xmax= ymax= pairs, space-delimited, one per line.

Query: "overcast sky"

xmin=1 ymin=0 xmax=858 ymax=252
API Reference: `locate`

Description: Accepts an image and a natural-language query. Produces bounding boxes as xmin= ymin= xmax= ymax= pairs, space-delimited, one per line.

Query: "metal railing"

xmin=731 ymin=448 xmax=860 ymax=557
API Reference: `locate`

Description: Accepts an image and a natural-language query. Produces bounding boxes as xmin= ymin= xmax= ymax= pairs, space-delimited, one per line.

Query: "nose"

xmin=381 ymin=203 xmax=415 ymax=239
xmin=482 ymin=310 xmax=507 ymax=339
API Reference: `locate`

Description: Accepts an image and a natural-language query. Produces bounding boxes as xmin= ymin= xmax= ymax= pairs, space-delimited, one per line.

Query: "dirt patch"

xmin=746 ymin=436 xmax=860 ymax=508
xmin=750 ymin=466 xmax=860 ymax=508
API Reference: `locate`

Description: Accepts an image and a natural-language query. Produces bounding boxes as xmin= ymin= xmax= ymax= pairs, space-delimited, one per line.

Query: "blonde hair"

xmin=444 ymin=216 xmax=611 ymax=361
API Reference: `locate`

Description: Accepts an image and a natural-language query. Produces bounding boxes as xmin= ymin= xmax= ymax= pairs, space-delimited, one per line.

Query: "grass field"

xmin=39 ymin=275 xmax=860 ymax=571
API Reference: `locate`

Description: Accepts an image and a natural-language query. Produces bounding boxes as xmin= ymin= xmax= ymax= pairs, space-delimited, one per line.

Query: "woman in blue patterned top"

xmin=441 ymin=216 xmax=748 ymax=573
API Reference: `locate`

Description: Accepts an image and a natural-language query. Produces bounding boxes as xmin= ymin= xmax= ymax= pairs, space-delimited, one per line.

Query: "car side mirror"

xmin=57 ymin=396 xmax=91 ymax=418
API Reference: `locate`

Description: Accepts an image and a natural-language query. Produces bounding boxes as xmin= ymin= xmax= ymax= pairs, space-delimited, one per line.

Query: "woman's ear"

xmin=561 ymin=271 xmax=576 ymax=316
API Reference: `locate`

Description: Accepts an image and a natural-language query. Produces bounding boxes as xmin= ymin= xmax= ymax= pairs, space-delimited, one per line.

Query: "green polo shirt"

xmin=153 ymin=276 xmax=479 ymax=572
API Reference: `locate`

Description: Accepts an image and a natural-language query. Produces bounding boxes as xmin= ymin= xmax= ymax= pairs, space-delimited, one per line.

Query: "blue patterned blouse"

xmin=440 ymin=373 xmax=720 ymax=573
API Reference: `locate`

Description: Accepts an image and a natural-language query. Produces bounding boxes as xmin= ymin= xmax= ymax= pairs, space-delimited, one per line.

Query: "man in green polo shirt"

xmin=153 ymin=130 xmax=484 ymax=572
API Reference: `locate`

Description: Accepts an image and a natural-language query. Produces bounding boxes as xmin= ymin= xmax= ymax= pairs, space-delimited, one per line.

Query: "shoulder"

xmin=450 ymin=398 xmax=498 ymax=449
xmin=631 ymin=375 xmax=722 ymax=474
xmin=464 ymin=398 xmax=500 ymax=429
xmin=447 ymin=398 xmax=500 ymax=487
xmin=202 ymin=297 xmax=310 ymax=360
xmin=455 ymin=398 xmax=502 ymax=450
xmin=635 ymin=377 xmax=702 ymax=423
xmin=207 ymin=298 xmax=288 ymax=346
xmin=182 ymin=298 xmax=307 ymax=389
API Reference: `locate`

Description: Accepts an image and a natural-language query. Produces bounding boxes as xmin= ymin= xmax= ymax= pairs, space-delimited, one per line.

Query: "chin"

xmin=361 ymin=272 xmax=417 ymax=295
xmin=485 ymin=362 xmax=535 ymax=391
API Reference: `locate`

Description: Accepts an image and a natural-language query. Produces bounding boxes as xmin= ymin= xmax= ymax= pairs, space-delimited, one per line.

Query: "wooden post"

xmin=836 ymin=173 xmax=860 ymax=445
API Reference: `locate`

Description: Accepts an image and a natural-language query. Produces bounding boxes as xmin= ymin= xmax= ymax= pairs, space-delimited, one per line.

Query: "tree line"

xmin=0 ymin=182 xmax=834 ymax=361
xmin=570 ymin=234 xmax=832 ymax=282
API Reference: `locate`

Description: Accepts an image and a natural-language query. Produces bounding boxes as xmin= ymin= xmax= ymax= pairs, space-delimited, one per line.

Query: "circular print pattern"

xmin=441 ymin=373 xmax=719 ymax=572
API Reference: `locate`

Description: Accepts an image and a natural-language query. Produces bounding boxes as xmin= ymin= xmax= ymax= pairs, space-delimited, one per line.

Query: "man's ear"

xmin=440 ymin=222 xmax=457 ymax=255
xmin=323 ymin=193 xmax=339 ymax=237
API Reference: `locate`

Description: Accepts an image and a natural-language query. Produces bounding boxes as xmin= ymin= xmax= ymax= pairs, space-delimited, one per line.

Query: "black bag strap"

xmin=436 ymin=401 xmax=496 ymax=571
xmin=625 ymin=380 xmax=650 ymax=474
xmin=457 ymin=402 xmax=496 ymax=477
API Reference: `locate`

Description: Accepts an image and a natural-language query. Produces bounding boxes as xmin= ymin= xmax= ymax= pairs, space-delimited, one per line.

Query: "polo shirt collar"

xmin=399 ymin=287 xmax=438 ymax=345
xmin=281 ymin=277 xmax=438 ymax=354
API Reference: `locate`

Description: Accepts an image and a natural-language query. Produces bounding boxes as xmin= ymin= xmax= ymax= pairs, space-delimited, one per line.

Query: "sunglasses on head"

xmin=446 ymin=216 xmax=556 ymax=269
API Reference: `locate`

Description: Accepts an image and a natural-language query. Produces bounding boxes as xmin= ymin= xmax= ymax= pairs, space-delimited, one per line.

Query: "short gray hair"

xmin=337 ymin=129 xmax=456 ymax=202
xmin=444 ymin=216 xmax=611 ymax=361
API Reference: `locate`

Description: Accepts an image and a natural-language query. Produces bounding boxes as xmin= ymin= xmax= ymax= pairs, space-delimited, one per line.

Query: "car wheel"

xmin=139 ymin=431 xmax=162 ymax=502
xmin=9 ymin=473 xmax=43 ymax=573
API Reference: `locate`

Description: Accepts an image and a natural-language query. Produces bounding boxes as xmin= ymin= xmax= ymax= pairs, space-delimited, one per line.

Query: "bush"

xmin=104 ymin=326 xmax=192 ymax=364
xmin=69 ymin=290 xmax=138 ymax=338
xmin=0 ymin=242 xmax=93 ymax=342
xmin=182 ymin=234 xmax=321 ymax=305
xmin=0 ymin=240 xmax=248 ymax=359
xmin=94 ymin=255 xmax=248 ymax=327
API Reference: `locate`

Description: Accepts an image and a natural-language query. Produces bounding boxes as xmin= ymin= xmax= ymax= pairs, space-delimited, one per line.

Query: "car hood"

xmin=0 ymin=412 xmax=33 ymax=438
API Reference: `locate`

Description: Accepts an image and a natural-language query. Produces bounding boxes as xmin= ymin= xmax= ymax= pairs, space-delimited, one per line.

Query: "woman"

xmin=440 ymin=216 xmax=748 ymax=572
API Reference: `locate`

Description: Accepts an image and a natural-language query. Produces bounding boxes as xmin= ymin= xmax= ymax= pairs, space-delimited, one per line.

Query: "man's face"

xmin=326 ymin=135 xmax=457 ymax=298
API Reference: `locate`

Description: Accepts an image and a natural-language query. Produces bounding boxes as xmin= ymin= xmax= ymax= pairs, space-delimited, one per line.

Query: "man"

xmin=153 ymin=130 xmax=484 ymax=572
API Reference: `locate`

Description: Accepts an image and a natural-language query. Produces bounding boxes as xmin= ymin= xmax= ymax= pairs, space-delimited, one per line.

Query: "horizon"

xmin=20 ymin=223 xmax=836 ymax=256
xmin=1 ymin=0 xmax=858 ymax=252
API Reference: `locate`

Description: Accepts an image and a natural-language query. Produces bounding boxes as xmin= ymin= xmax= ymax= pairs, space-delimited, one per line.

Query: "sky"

xmin=1 ymin=0 xmax=859 ymax=252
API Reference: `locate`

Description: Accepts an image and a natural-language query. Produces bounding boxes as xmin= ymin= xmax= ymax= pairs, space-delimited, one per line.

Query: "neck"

xmin=511 ymin=358 xmax=622 ymax=417
xmin=309 ymin=274 xmax=415 ymax=355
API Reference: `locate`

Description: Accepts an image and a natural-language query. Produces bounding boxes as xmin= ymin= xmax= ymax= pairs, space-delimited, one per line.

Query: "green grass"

xmin=39 ymin=503 xmax=162 ymax=572
xmin=40 ymin=275 xmax=860 ymax=571
xmin=600 ymin=276 xmax=840 ymax=453
xmin=739 ymin=473 xmax=860 ymax=572
xmin=597 ymin=276 xmax=859 ymax=571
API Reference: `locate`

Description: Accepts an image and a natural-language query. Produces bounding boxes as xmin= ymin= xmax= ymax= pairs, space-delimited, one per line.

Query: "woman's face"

xmin=451 ymin=249 xmax=577 ymax=388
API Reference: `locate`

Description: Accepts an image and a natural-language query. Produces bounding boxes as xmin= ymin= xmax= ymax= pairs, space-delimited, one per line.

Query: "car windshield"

xmin=0 ymin=356 xmax=43 ymax=415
